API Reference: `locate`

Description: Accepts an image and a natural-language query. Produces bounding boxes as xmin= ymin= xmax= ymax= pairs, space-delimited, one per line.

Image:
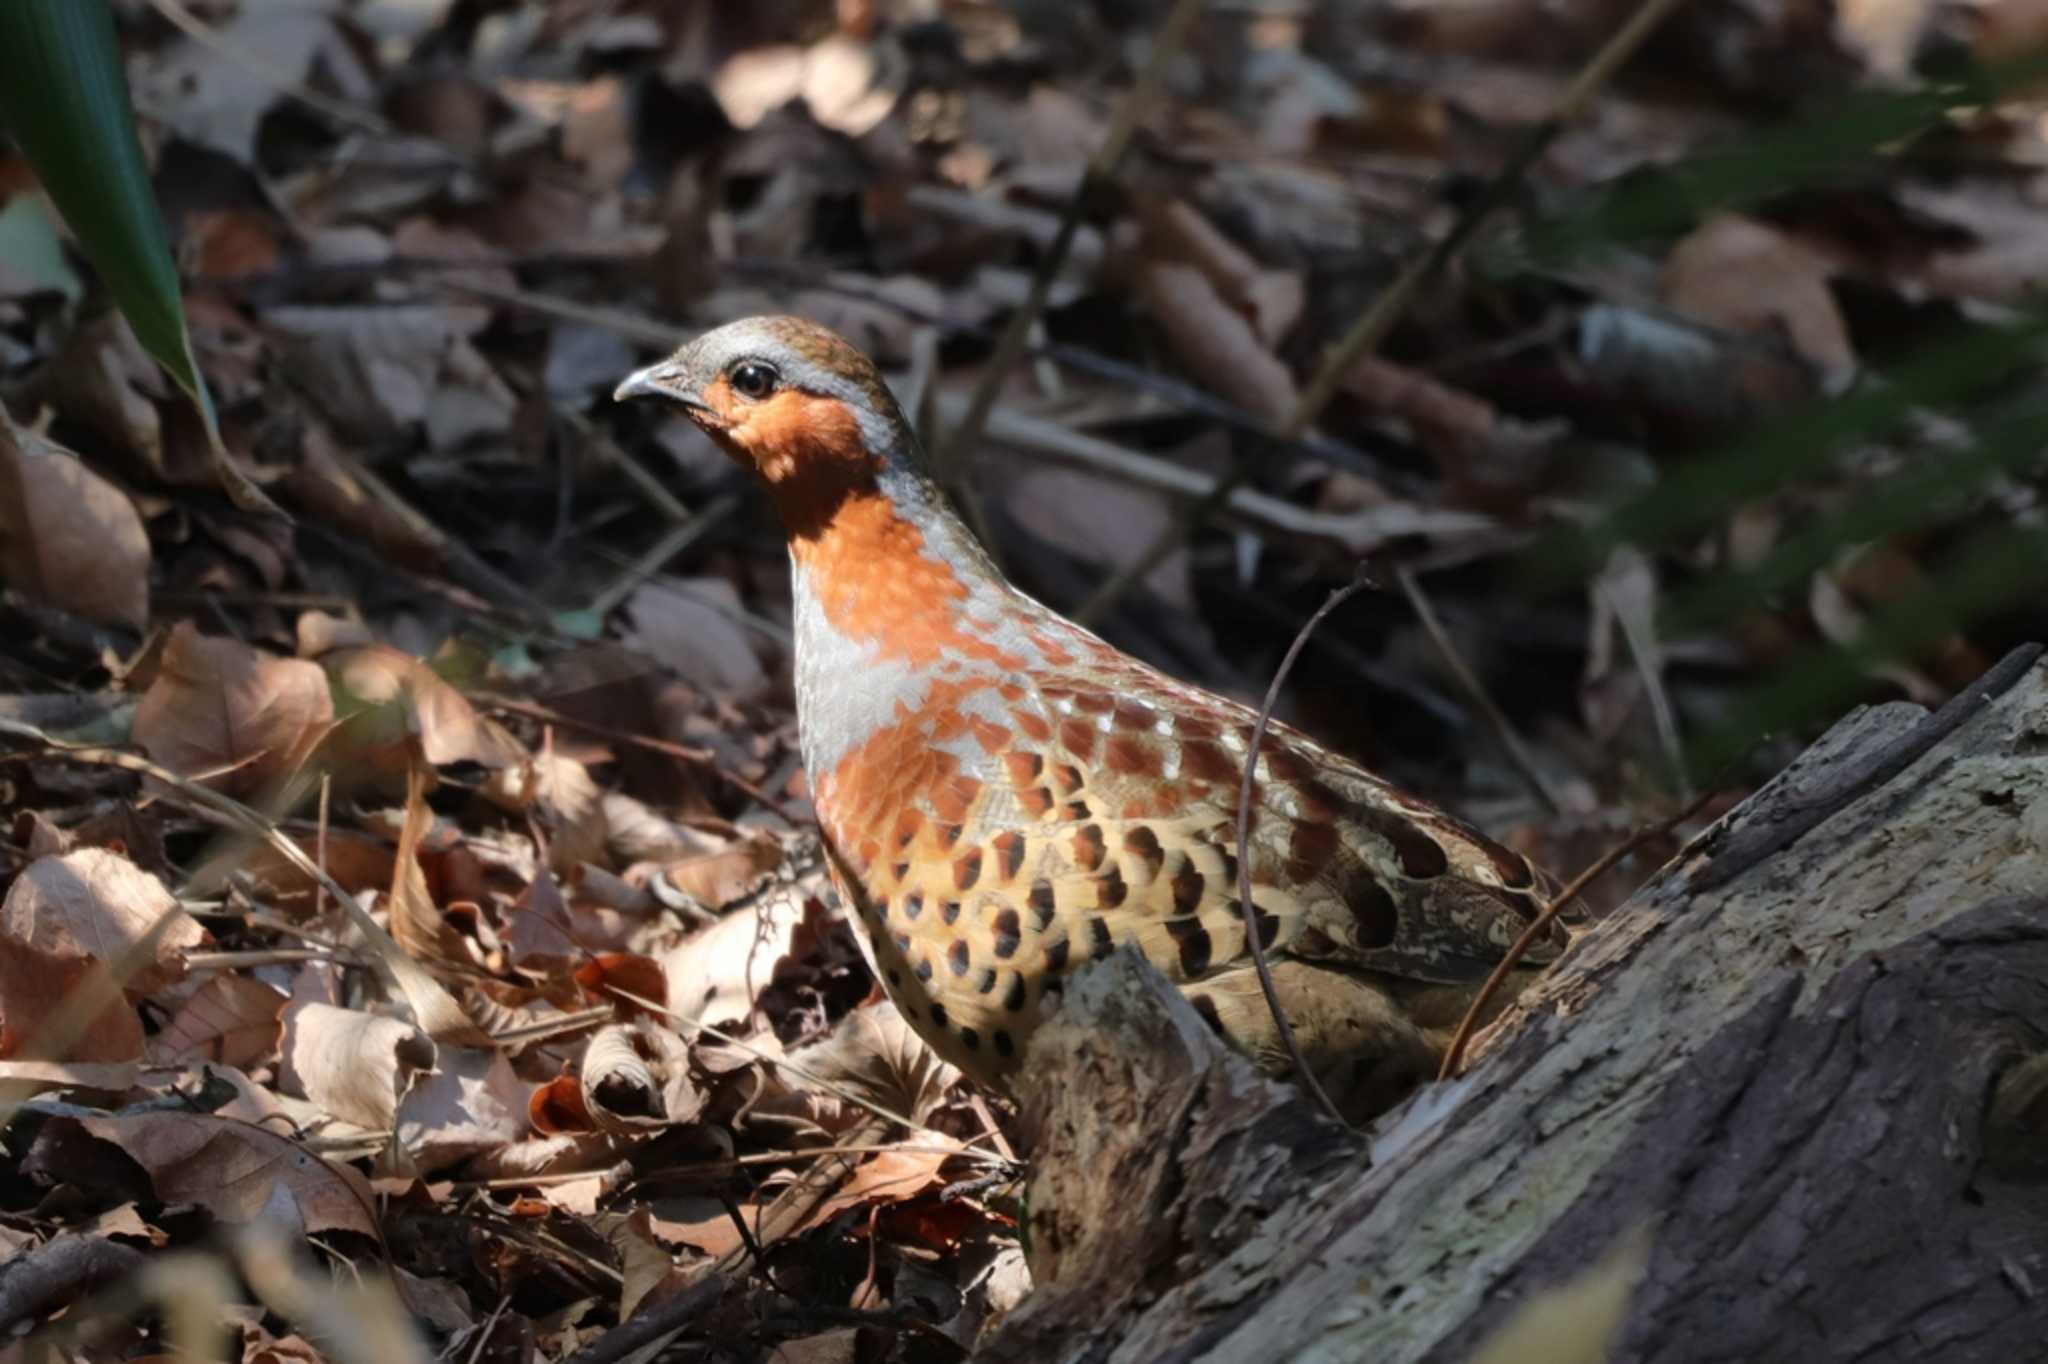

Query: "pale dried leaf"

xmin=393 ymin=1045 xmax=530 ymax=1174
xmin=1 ymin=848 xmax=205 ymax=997
xmin=263 ymin=304 xmax=489 ymax=443
xmin=387 ymin=767 xmax=480 ymax=972
xmin=480 ymin=752 xmax=610 ymax=875
xmin=280 ymin=1000 xmax=434 ymax=1130
xmin=787 ymin=1001 xmax=959 ymax=1126
xmin=1662 ymin=214 xmax=1856 ymax=393
xmin=650 ymin=833 xmax=785 ymax=914
xmin=622 ymin=578 xmax=769 ymax=694
xmin=662 ymin=893 xmax=830 ymax=1029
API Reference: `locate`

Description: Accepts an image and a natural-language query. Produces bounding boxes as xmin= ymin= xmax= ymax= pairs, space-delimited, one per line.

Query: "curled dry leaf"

xmin=280 ymin=999 xmax=435 ymax=1131
xmin=0 ymin=402 xmax=151 ymax=629
xmin=148 ymin=973 xmax=287 ymax=1069
xmin=580 ymin=1021 xmax=701 ymax=1134
xmin=132 ymin=623 xmax=334 ymax=798
xmin=662 ymin=892 xmax=832 ymax=1030
xmin=0 ymin=934 xmax=144 ymax=1063
xmin=1 ymin=847 xmax=207 ymax=997
xmin=387 ymin=766 xmax=482 ymax=972
xmin=325 ymin=643 xmax=526 ymax=777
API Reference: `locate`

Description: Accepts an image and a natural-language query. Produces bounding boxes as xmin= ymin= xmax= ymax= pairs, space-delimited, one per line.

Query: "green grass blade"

xmin=0 ymin=0 xmax=278 ymax=515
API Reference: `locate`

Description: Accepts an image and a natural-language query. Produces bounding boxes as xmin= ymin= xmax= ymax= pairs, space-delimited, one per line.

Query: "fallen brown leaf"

xmin=0 ymin=402 xmax=150 ymax=629
xmin=132 ymin=623 xmax=334 ymax=797
xmin=0 ymin=936 xmax=143 ymax=1063
xmin=148 ymin=974 xmax=286 ymax=1069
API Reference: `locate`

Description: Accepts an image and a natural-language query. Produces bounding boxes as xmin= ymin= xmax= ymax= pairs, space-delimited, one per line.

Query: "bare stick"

xmin=1233 ymin=568 xmax=1377 ymax=1130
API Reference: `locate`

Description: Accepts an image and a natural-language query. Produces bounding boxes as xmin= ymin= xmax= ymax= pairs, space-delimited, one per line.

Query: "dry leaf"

xmin=132 ymin=624 xmax=334 ymax=797
xmin=393 ymin=1045 xmax=530 ymax=1173
xmin=388 ymin=766 xmax=480 ymax=971
xmin=0 ymin=936 xmax=143 ymax=1063
xmin=649 ymin=833 xmax=785 ymax=914
xmin=0 ymin=402 xmax=150 ymax=628
xmin=480 ymin=752 xmax=611 ymax=876
xmin=55 ymin=1112 xmax=381 ymax=1238
xmin=262 ymin=304 xmax=489 ymax=443
xmin=148 ymin=974 xmax=287 ymax=1068
xmin=325 ymin=644 xmax=526 ymax=776
xmin=1 ymin=847 xmax=206 ymax=997
xmin=1135 ymin=261 xmax=1298 ymax=425
xmin=662 ymin=893 xmax=830 ymax=1029
xmin=580 ymin=1022 xmax=700 ymax=1134
xmin=788 ymin=1001 xmax=958 ymax=1127
xmin=280 ymin=1000 xmax=435 ymax=1131
xmin=622 ymin=578 xmax=770 ymax=694
xmin=1662 ymin=214 xmax=1856 ymax=397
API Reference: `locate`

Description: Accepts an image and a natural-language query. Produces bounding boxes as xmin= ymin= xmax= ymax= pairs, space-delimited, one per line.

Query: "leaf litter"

xmin=2 ymin=0 xmax=2048 ymax=1359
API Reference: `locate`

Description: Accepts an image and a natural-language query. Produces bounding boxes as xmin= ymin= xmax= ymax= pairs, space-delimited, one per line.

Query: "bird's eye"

xmin=729 ymin=361 xmax=780 ymax=400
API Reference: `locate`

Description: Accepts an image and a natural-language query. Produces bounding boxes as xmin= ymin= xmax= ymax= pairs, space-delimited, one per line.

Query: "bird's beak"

xmin=612 ymin=362 xmax=710 ymax=414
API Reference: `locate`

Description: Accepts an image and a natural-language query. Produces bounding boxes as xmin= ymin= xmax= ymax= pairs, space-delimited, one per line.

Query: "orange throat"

xmin=783 ymin=481 xmax=993 ymax=670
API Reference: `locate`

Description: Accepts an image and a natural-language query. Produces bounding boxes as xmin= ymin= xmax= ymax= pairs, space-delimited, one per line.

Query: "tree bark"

xmin=987 ymin=644 xmax=2048 ymax=1363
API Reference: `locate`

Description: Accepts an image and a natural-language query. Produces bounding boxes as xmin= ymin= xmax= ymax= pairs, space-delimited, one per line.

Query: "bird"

xmin=614 ymin=316 xmax=1572 ymax=1121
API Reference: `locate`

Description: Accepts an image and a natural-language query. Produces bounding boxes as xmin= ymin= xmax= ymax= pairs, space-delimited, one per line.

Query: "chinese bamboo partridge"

xmin=615 ymin=317 xmax=1571 ymax=1121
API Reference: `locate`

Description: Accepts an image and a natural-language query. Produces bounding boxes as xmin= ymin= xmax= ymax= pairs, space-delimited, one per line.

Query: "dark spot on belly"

xmin=992 ymin=908 xmax=1022 ymax=959
xmin=1028 ymin=879 xmax=1057 ymax=929
xmin=1166 ymin=917 xmax=1212 ymax=975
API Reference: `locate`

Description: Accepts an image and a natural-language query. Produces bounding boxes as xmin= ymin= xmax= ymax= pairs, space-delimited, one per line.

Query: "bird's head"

xmin=612 ymin=316 xmax=917 ymax=494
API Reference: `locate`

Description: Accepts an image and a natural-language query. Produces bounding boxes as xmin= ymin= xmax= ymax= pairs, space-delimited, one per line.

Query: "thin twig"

xmin=933 ymin=0 xmax=1208 ymax=482
xmin=1233 ymin=568 xmax=1377 ymax=1130
xmin=1435 ymin=783 xmax=1724 ymax=1082
xmin=1394 ymin=563 xmax=1562 ymax=814
xmin=1076 ymin=0 xmax=1697 ymax=625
